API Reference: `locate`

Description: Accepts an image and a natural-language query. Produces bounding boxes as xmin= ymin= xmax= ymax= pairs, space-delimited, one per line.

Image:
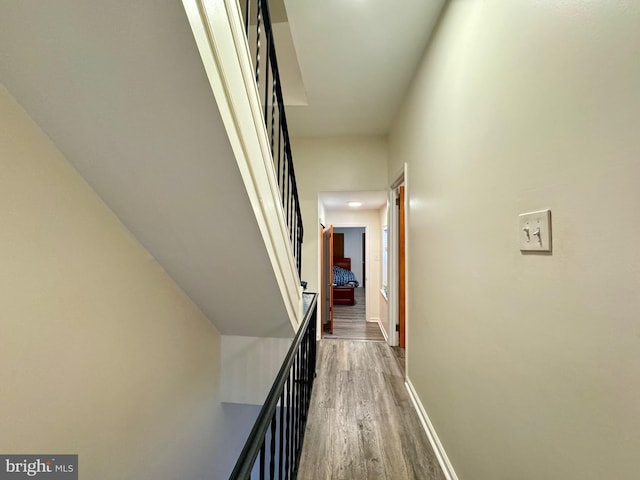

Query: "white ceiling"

xmin=282 ymin=0 xmax=446 ymax=137
xmin=269 ymin=0 xmax=445 ymax=213
xmin=320 ymin=190 xmax=388 ymax=211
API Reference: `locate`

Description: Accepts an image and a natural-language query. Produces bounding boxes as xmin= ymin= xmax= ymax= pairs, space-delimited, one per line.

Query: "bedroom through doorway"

xmin=322 ymin=226 xmax=383 ymax=342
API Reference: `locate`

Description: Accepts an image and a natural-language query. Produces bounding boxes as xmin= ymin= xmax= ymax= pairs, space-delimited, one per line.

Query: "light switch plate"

xmin=519 ymin=209 xmax=552 ymax=252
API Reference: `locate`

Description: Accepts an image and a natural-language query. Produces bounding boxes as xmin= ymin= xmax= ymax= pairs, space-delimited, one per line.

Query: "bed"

xmin=332 ymin=257 xmax=359 ymax=306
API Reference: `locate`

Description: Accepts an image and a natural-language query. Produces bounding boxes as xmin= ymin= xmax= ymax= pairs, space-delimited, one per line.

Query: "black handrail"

xmin=242 ymin=0 xmax=304 ymax=277
xmin=229 ymin=293 xmax=318 ymax=479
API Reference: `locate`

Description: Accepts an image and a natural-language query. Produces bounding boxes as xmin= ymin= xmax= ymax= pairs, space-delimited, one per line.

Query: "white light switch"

xmin=519 ymin=209 xmax=552 ymax=252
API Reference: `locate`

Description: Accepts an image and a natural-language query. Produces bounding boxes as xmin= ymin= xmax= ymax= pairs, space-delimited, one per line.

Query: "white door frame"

xmin=388 ymin=164 xmax=407 ymax=347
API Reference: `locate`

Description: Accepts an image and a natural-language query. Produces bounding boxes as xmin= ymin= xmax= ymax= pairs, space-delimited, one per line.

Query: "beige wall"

xmin=220 ymin=335 xmax=290 ymax=404
xmin=0 ymin=85 xmax=223 ymax=479
xmin=292 ymin=135 xmax=388 ymax=293
xmin=390 ymin=2 xmax=640 ymax=479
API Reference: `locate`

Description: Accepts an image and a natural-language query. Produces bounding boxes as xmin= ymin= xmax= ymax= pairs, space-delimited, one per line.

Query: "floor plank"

xmin=392 ymin=346 xmax=406 ymax=377
xmin=298 ymin=340 xmax=446 ymax=480
xmin=324 ymin=288 xmax=385 ymax=341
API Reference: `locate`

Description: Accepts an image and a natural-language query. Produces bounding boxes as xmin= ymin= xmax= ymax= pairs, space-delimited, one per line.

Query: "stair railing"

xmin=229 ymin=293 xmax=318 ymax=479
xmin=242 ymin=0 xmax=303 ymax=277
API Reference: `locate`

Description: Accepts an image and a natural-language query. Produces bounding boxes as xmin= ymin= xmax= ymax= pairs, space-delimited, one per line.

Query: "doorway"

xmin=320 ymin=223 xmax=334 ymax=334
xmin=388 ymin=169 xmax=407 ymax=371
xmin=317 ymin=191 xmax=388 ymax=341
xmin=320 ymin=224 xmax=384 ymax=341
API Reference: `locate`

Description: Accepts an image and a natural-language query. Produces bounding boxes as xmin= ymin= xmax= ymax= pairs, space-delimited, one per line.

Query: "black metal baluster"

xmin=260 ymin=441 xmax=266 ymax=480
xmin=277 ymin=114 xmax=282 ymax=179
xmin=304 ymin=334 xmax=310 ymax=414
xmin=294 ymin=198 xmax=300 ymax=251
xmin=291 ymin=357 xmax=297 ymax=472
xmin=281 ymin=144 xmax=287 ymax=207
xmin=284 ymin=376 xmax=290 ymax=479
xmin=309 ymin=328 xmax=314 ymax=384
xmin=294 ymin=354 xmax=300 ymax=463
xmin=296 ymin=186 xmax=301 ymax=260
xmin=270 ymin=416 xmax=276 ymax=478
xmin=287 ymin=169 xmax=293 ymax=237
xmin=298 ymin=219 xmax=303 ymax=275
xmin=306 ymin=335 xmax=311 ymax=413
xmin=301 ymin=339 xmax=307 ymax=420
xmin=279 ymin=390 xmax=284 ymax=480
xmin=288 ymin=172 xmax=294 ymax=239
xmin=244 ymin=0 xmax=250 ymax=36
xmin=270 ymin=79 xmax=276 ymax=157
xmin=294 ymin=216 xmax=298 ymax=274
xmin=255 ymin=0 xmax=261 ymax=85
xmin=310 ymin=313 xmax=316 ymax=377
xmin=288 ymin=371 xmax=294 ymax=479
xmin=294 ymin=228 xmax=298 ymax=268
xmin=287 ymin=158 xmax=291 ymax=229
xmin=264 ymin=30 xmax=271 ymax=125
xmin=297 ymin=353 xmax=303 ymax=473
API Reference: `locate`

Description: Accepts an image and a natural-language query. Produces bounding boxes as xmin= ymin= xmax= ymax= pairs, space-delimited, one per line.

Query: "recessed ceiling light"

xmin=348 ymin=201 xmax=362 ymax=207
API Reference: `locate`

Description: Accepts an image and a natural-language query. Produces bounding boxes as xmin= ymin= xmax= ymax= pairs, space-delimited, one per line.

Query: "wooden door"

xmin=399 ymin=186 xmax=406 ymax=348
xmin=322 ymin=225 xmax=334 ymax=334
xmin=320 ymin=224 xmax=327 ymax=329
xmin=333 ymin=232 xmax=344 ymax=258
xmin=361 ymin=232 xmax=366 ymax=287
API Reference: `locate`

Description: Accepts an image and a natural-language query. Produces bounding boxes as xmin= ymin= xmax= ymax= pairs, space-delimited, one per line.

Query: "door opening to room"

xmin=320 ymin=224 xmax=384 ymax=341
xmin=318 ymin=191 xmax=387 ymax=341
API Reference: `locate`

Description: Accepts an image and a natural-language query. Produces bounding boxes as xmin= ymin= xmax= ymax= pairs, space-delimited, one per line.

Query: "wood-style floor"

xmin=298 ymin=340 xmax=446 ymax=480
xmin=323 ymin=288 xmax=385 ymax=342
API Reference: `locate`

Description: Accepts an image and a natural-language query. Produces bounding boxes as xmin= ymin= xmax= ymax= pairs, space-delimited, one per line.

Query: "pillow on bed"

xmin=333 ymin=265 xmax=359 ymax=287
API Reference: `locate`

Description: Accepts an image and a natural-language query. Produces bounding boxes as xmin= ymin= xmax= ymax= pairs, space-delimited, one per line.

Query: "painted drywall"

xmin=216 ymin=403 xmax=289 ymax=479
xmin=215 ymin=403 xmax=262 ymax=479
xmin=292 ymin=135 xmax=388 ymax=293
xmin=325 ymin=210 xmax=381 ymax=322
xmin=0 ymin=85 xmax=224 ymax=479
xmin=220 ymin=335 xmax=291 ymax=404
xmin=333 ymin=227 xmax=366 ymax=287
xmin=390 ymin=2 xmax=640 ymax=479
xmin=318 ymin=201 xmax=327 ymax=229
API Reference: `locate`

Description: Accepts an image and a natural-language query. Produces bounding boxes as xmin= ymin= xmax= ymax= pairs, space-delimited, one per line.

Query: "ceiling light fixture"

xmin=348 ymin=201 xmax=362 ymax=207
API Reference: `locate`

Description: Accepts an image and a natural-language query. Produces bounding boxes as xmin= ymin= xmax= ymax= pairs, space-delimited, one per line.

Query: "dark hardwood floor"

xmin=298 ymin=340 xmax=446 ymax=480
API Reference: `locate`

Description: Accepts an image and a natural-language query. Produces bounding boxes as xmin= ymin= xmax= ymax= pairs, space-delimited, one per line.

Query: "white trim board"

xmin=182 ymin=0 xmax=303 ymax=331
xmin=376 ymin=318 xmax=388 ymax=342
xmin=405 ymin=378 xmax=459 ymax=480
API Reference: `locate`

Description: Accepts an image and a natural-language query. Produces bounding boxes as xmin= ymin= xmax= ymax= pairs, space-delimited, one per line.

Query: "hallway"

xmin=298 ymin=340 xmax=446 ymax=479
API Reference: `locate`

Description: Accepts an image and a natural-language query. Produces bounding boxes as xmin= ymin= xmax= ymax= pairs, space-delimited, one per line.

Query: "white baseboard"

xmin=405 ymin=378 xmax=459 ymax=480
xmin=375 ymin=318 xmax=388 ymax=342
